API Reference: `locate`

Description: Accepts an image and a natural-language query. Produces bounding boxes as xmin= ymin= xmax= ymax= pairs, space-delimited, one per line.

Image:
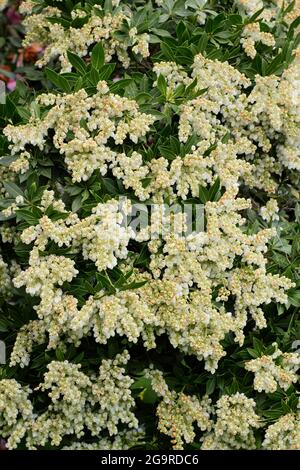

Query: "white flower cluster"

xmin=1 ymin=351 xmax=140 ymax=449
xmin=147 ymin=369 xmax=213 ymax=450
xmin=0 ymin=379 xmax=33 ymax=449
xmin=20 ymin=198 xmax=133 ymax=271
xmin=236 ymin=0 xmax=300 ymax=26
xmin=8 ymin=196 xmax=136 ymax=360
xmin=262 ymin=406 xmax=300 ymax=450
xmin=8 ymin=185 xmax=293 ymax=372
xmin=0 ymin=223 xmax=16 ymax=244
xmin=9 ymin=319 xmax=47 ymax=368
xmin=166 ymin=53 xmax=300 ymax=192
xmin=13 ymin=253 xmax=78 ymax=296
xmin=130 ymin=28 xmax=150 ymax=58
xmin=146 ymin=373 xmax=263 ymax=450
xmin=260 ymin=199 xmax=279 ymax=223
xmin=153 ymin=62 xmax=192 ymax=91
xmin=4 ymin=52 xmax=300 ymax=197
xmin=245 ymin=344 xmax=300 ymax=393
xmin=241 ymin=23 xmax=275 ymax=59
xmin=9 ymin=151 xmax=31 ymax=175
xmin=28 ymin=360 xmax=93 ymax=448
xmin=1 ymin=194 xmax=25 ymax=218
xmin=4 ymin=86 xmax=155 ymax=183
xmin=0 ymin=255 xmax=12 ymax=297
xmin=145 ymin=192 xmax=292 ymax=349
xmin=10 ymin=253 xmax=80 ymax=362
xmin=0 ymin=164 xmax=16 ymax=197
xmin=62 ymin=429 xmax=144 ymax=450
xmin=88 ymin=350 xmax=139 ymax=435
xmin=0 ymin=255 xmax=20 ymax=299
xmin=201 ymin=393 xmax=261 ymax=449
xmin=112 ymin=141 xmax=254 ymax=202
xmin=20 ymin=2 xmax=150 ymax=71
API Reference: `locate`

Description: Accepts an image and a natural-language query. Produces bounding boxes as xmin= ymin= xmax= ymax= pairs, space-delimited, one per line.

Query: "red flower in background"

xmin=6 ymin=7 xmax=22 ymax=25
xmin=0 ymin=64 xmax=12 ymax=83
xmin=24 ymin=43 xmax=43 ymax=62
xmin=0 ymin=65 xmax=17 ymax=91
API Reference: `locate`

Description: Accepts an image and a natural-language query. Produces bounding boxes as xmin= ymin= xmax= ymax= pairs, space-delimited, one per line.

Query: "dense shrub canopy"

xmin=0 ymin=0 xmax=299 ymax=450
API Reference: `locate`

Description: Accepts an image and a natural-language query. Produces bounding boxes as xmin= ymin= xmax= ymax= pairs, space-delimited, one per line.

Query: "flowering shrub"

xmin=0 ymin=0 xmax=299 ymax=450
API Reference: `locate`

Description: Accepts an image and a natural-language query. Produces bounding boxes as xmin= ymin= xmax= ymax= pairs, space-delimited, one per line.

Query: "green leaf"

xmin=157 ymin=74 xmax=167 ymax=96
xmin=197 ymin=33 xmax=208 ymax=53
xmin=283 ymin=0 xmax=296 ymax=16
xmin=55 ymin=349 xmax=65 ymax=361
xmin=161 ymin=41 xmax=176 ymax=61
xmin=121 ymin=280 xmax=148 ymax=291
xmin=140 ymin=387 xmax=159 ymax=404
xmin=246 ymin=7 xmax=264 ymax=24
xmin=266 ymin=52 xmax=286 ymax=76
xmin=253 ymin=337 xmax=264 ymax=355
xmin=66 ymin=185 xmax=82 ymax=197
xmin=74 ymin=76 xmax=84 ymax=92
xmin=109 ymin=79 xmax=134 ymax=94
xmin=289 ymin=15 xmax=300 ymax=33
xmin=91 ymin=42 xmax=105 ymax=70
xmin=151 ymin=28 xmax=172 ymax=38
xmin=17 ymin=107 xmax=31 ymax=121
xmin=208 ymin=178 xmax=221 ymax=201
xmin=104 ymin=0 xmax=113 ymax=12
xmin=0 ymin=213 xmax=15 ymax=222
xmin=206 ymin=377 xmax=216 ymax=395
xmin=0 ymin=155 xmax=18 ymax=166
xmin=71 ymin=16 xmax=89 ymax=29
xmin=247 ymin=348 xmax=260 ymax=359
xmin=198 ymin=186 xmax=209 ymax=204
xmin=159 ymin=145 xmax=177 ymax=160
xmin=132 ymin=377 xmax=158 ymax=404
xmin=67 ymin=51 xmax=87 ymax=75
xmin=134 ymin=244 xmax=149 ymax=267
xmin=46 ymin=16 xmax=71 ymax=28
xmin=98 ymin=63 xmax=116 ymax=80
xmin=95 ymin=272 xmax=115 ymax=293
xmin=16 ymin=208 xmax=42 ymax=225
xmin=101 ymin=178 xmax=119 ymax=195
xmin=39 ymin=167 xmax=52 ymax=179
xmin=72 ymin=195 xmax=82 ymax=212
xmin=288 ymin=289 xmax=300 ymax=307
xmin=87 ymin=67 xmax=100 ymax=86
xmin=3 ymin=182 xmax=24 ymax=198
xmin=45 ymin=68 xmax=71 ymax=93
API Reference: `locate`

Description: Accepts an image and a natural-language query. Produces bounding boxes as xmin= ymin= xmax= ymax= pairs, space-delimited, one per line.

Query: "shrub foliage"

xmin=0 ymin=0 xmax=299 ymax=450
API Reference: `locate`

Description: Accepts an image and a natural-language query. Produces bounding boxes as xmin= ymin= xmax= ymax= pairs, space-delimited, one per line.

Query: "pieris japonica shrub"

xmin=0 ymin=0 xmax=299 ymax=450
